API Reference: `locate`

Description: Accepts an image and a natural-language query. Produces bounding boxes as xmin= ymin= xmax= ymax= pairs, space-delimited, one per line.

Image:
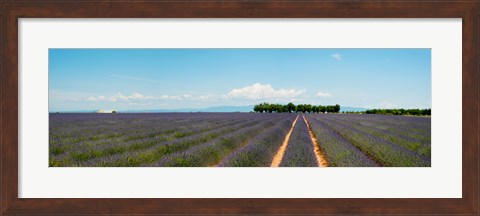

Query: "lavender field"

xmin=49 ymin=113 xmax=431 ymax=167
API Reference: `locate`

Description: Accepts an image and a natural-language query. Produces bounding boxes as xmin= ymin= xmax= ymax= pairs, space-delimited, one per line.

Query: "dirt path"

xmin=270 ymin=115 xmax=299 ymax=167
xmin=302 ymin=115 xmax=329 ymax=167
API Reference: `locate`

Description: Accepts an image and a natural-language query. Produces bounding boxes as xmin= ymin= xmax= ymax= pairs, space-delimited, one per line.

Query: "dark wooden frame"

xmin=1 ymin=0 xmax=478 ymax=215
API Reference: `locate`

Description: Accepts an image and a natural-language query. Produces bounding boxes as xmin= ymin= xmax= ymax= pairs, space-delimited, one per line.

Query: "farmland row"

xmin=305 ymin=115 xmax=378 ymax=167
xmin=111 ymin=115 xmax=284 ymax=167
xmin=316 ymin=115 xmax=431 ymax=158
xmin=154 ymin=118 xmax=279 ymax=167
xmin=326 ymin=114 xmax=431 ymax=140
xmin=279 ymin=115 xmax=318 ymax=167
xmin=307 ymin=114 xmax=430 ymax=167
xmin=50 ymin=113 xmax=296 ymax=167
xmin=218 ymin=115 xmax=297 ymax=167
xmin=49 ymin=113 xmax=249 ymax=156
xmin=51 ymin=118 xmax=244 ymax=158
xmin=50 ymin=118 xmax=249 ymax=166
xmin=49 ymin=113 xmax=431 ymax=167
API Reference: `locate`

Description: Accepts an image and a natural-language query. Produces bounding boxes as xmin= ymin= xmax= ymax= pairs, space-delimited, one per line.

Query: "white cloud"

xmin=378 ymin=101 xmax=398 ymax=109
xmin=331 ymin=53 xmax=342 ymax=61
xmin=159 ymin=94 xmax=182 ymax=100
xmin=191 ymin=94 xmax=217 ymax=101
xmin=128 ymin=102 xmax=152 ymax=106
xmin=86 ymin=96 xmax=106 ymax=102
xmin=129 ymin=92 xmax=149 ymax=99
xmin=80 ymin=86 xmax=309 ymax=105
xmin=157 ymin=94 xmax=218 ymax=102
xmin=227 ymin=83 xmax=305 ymax=100
xmin=87 ymin=96 xmax=97 ymax=102
xmin=108 ymin=92 xmax=153 ymax=102
xmin=316 ymin=91 xmax=333 ymax=98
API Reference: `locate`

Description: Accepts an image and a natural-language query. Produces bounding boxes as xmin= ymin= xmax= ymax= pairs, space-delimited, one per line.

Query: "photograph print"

xmin=49 ymin=49 xmax=431 ymax=167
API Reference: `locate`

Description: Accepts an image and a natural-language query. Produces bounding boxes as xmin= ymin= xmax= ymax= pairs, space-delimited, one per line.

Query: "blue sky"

xmin=49 ymin=49 xmax=431 ymax=111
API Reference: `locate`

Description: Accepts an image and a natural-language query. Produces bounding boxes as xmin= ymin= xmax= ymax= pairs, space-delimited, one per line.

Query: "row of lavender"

xmin=279 ymin=116 xmax=318 ymax=167
xmin=49 ymin=113 xmax=431 ymax=167
xmin=305 ymin=114 xmax=431 ymax=167
xmin=49 ymin=113 xmax=295 ymax=167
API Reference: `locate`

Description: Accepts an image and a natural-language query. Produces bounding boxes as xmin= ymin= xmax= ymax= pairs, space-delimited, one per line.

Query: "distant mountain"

xmin=122 ymin=105 xmax=254 ymax=113
xmin=50 ymin=110 xmax=97 ymax=113
xmin=340 ymin=106 xmax=368 ymax=112
xmin=200 ymin=105 xmax=254 ymax=112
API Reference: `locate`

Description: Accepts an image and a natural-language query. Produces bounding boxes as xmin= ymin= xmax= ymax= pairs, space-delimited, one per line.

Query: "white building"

xmin=95 ymin=109 xmax=116 ymax=113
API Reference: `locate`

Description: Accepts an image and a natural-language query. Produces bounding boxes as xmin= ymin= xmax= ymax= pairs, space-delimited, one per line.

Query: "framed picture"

xmin=1 ymin=1 xmax=478 ymax=215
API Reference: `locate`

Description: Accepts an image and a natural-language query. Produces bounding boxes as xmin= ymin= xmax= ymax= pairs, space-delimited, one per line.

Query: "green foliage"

xmin=252 ymin=102 xmax=341 ymax=113
xmin=286 ymin=102 xmax=295 ymax=113
xmin=49 ymin=158 xmax=63 ymax=167
xmin=343 ymin=108 xmax=431 ymax=116
xmin=51 ymin=146 xmax=66 ymax=156
xmin=364 ymin=108 xmax=431 ymax=116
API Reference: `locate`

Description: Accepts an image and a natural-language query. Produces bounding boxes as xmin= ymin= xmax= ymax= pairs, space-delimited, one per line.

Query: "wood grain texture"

xmin=1 ymin=1 xmax=479 ymax=215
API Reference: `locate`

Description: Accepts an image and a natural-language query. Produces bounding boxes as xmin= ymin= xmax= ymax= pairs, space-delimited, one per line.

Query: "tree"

xmin=265 ymin=103 xmax=273 ymax=113
xmin=334 ymin=104 xmax=341 ymax=113
xmin=270 ymin=103 xmax=277 ymax=113
xmin=286 ymin=102 xmax=295 ymax=113
xmin=319 ymin=105 xmax=326 ymax=113
xmin=296 ymin=104 xmax=305 ymax=113
xmin=326 ymin=105 xmax=335 ymax=113
xmin=305 ymin=104 xmax=313 ymax=113
xmin=253 ymin=104 xmax=260 ymax=113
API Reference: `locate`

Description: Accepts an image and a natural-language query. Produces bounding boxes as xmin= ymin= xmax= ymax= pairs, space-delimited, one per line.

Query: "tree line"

xmin=253 ymin=102 xmax=340 ymax=113
xmin=344 ymin=108 xmax=431 ymax=116
xmin=364 ymin=108 xmax=431 ymax=116
xmin=252 ymin=102 xmax=430 ymax=116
